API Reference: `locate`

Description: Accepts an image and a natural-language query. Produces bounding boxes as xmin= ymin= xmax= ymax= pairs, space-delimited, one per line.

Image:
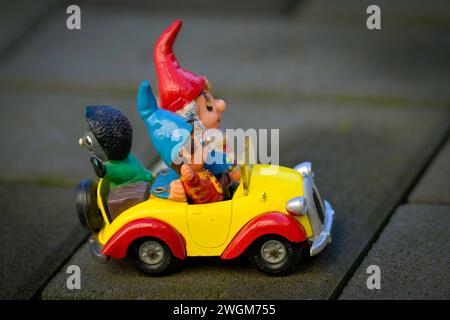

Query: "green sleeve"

xmin=104 ymin=161 xmax=136 ymax=185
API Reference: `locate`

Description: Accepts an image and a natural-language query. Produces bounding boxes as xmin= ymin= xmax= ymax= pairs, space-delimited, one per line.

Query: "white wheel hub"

xmin=139 ymin=241 xmax=165 ymax=265
xmin=261 ymin=240 xmax=287 ymax=264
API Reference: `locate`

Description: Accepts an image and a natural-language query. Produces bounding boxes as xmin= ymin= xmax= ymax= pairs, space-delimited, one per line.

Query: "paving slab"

xmin=0 ymin=88 xmax=157 ymax=184
xmin=0 ymin=0 xmax=59 ymax=54
xmin=0 ymin=183 xmax=87 ymax=299
xmin=0 ymin=4 xmax=449 ymax=103
xmin=340 ymin=204 xmax=450 ymax=300
xmin=409 ymin=137 xmax=450 ymax=205
xmin=42 ymin=99 xmax=449 ymax=299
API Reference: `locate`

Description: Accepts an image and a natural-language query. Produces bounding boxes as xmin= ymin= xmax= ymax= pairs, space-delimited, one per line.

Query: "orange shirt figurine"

xmin=178 ymin=129 xmax=223 ymax=204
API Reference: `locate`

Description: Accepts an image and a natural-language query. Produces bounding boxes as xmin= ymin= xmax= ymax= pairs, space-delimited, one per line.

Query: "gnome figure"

xmin=79 ymin=105 xmax=153 ymax=189
xmin=137 ymin=19 xmax=241 ymax=202
xmin=152 ymin=20 xmax=238 ymax=178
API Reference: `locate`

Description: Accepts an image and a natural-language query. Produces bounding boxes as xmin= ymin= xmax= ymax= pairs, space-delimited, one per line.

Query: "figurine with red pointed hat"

xmin=138 ymin=19 xmax=240 ymax=202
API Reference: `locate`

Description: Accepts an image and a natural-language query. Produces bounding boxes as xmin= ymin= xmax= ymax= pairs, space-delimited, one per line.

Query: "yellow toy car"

xmin=76 ymin=162 xmax=334 ymax=276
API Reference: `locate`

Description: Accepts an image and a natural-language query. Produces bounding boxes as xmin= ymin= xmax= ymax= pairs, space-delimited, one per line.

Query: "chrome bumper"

xmin=309 ymin=200 xmax=334 ymax=256
xmin=294 ymin=162 xmax=335 ymax=257
xmin=88 ymin=235 xmax=109 ymax=264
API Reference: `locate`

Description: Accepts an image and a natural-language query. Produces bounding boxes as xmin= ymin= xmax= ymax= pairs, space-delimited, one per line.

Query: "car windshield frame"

xmin=240 ymin=136 xmax=254 ymax=195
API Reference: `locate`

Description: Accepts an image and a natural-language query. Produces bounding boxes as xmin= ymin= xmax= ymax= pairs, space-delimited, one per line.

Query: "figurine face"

xmin=79 ymin=131 xmax=108 ymax=161
xmin=195 ymin=90 xmax=226 ymax=129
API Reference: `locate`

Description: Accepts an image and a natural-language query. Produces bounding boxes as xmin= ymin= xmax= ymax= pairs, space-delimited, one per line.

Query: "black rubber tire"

xmin=248 ymin=235 xmax=301 ymax=276
xmin=129 ymin=237 xmax=180 ymax=276
xmin=76 ymin=179 xmax=103 ymax=233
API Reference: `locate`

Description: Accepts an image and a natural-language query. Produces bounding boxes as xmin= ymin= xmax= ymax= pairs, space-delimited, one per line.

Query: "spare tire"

xmin=76 ymin=179 xmax=103 ymax=232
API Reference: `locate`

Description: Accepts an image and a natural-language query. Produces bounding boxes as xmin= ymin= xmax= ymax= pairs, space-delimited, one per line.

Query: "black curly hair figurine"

xmin=79 ymin=105 xmax=153 ymax=189
xmin=85 ymin=106 xmax=133 ymax=160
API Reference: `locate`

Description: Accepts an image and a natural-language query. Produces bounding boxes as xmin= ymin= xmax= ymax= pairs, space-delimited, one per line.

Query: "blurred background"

xmin=0 ymin=0 xmax=449 ymax=300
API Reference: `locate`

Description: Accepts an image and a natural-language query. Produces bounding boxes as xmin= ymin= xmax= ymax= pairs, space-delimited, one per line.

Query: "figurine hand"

xmin=137 ymin=80 xmax=158 ymax=120
xmin=168 ymin=179 xmax=187 ymax=202
xmin=90 ymin=155 xmax=106 ymax=178
xmin=230 ymin=166 xmax=241 ymax=182
xmin=181 ymin=164 xmax=195 ymax=181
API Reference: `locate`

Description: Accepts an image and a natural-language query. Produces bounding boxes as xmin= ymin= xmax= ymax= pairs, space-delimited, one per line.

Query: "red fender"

xmin=101 ymin=218 xmax=186 ymax=260
xmin=221 ymin=212 xmax=307 ymax=260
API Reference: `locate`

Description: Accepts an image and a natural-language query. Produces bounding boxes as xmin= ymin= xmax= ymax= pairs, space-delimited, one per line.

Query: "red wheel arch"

xmin=221 ymin=212 xmax=307 ymax=260
xmin=101 ymin=218 xmax=186 ymax=260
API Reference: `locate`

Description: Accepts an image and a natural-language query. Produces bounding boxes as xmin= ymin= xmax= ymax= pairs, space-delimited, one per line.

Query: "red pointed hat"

xmin=154 ymin=20 xmax=207 ymax=112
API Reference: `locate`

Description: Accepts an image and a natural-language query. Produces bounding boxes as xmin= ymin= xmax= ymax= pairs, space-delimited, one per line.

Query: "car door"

xmin=186 ymin=200 xmax=232 ymax=248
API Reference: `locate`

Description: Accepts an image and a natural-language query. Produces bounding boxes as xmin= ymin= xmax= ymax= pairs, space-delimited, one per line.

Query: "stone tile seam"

xmin=32 ymin=230 xmax=89 ymax=300
xmin=331 ymin=120 xmax=450 ymax=300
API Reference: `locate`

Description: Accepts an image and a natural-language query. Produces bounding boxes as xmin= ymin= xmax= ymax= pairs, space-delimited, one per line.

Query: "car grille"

xmin=312 ymin=188 xmax=325 ymax=224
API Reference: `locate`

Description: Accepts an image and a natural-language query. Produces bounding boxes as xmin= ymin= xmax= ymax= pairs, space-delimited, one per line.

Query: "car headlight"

xmin=286 ymin=196 xmax=308 ymax=216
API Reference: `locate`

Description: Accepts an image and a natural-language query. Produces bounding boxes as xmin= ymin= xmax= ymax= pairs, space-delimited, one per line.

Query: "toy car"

xmin=76 ymin=161 xmax=334 ymax=276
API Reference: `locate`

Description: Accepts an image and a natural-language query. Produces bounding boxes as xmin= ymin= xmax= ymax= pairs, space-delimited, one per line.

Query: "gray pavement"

xmin=298 ymin=0 xmax=450 ymax=23
xmin=340 ymin=204 xmax=450 ymax=300
xmin=0 ymin=0 xmax=449 ymax=300
xmin=0 ymin=183 xmax=87 ymax=299
xmin=0 ymin=0 xmax=58 ymax=54
xmin=1 ymin=3 xmax=449 ymax=103
xmin=341 ymin=127 xmax=450 ymax=300
xmin=409 ymin=137 xmax=450 ymax=205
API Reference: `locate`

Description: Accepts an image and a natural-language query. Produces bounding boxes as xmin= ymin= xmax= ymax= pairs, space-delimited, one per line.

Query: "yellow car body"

xmin=94 ymin=161 xmax=333 ymax=257
xmin=78 ymin=161 xmax=334 ymax=275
